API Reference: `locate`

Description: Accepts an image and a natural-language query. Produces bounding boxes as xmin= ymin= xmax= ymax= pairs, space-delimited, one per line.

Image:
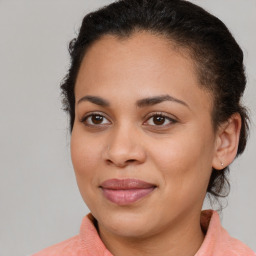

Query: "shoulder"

xmin=31 ymin=235 xmax=84 ymax=256
xmin=218 ymin=227 xmax=255 ymax=256
xmin=198 ymin=210 xmax=255 ymax=256
xmin=31 ymin=213 xmax=111 ymax=256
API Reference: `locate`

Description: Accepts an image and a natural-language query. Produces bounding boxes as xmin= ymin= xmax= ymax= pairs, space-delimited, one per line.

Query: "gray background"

xmin=0 ymin=0 xmax=255 ymax=255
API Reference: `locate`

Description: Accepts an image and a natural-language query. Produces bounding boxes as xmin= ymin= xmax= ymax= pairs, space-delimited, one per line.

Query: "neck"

xmin=98 ymin=211 xmax=205 ymax=256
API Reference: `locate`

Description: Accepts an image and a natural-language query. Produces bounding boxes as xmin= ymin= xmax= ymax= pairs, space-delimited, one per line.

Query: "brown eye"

xmin=144 ymin=113 xmax=176 ymax=127
xmin=82 ymin=113 xmax=111 ymax=126
xmin=153 ymin=116 xmax=165 ymax=125
xmin=91 ymin=115 xmax=104 ymax=124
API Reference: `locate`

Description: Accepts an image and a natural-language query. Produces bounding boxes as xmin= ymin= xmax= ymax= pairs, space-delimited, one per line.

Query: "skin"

xmin=71 ymin=31 xmax=241 ymax=256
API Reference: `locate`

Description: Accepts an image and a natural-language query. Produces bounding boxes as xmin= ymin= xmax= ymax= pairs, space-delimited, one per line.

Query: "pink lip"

xmin=100 ymin=179 xmax=156 ymax=205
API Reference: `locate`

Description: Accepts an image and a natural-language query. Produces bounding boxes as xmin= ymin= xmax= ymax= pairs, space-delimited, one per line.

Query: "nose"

xmin=103 ymin=124 xmax=146 ymax=167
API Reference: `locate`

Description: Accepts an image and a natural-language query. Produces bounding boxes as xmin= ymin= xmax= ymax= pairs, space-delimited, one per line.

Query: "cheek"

xmin=70 ymin=129 xmax=101 ymax=180
xmin=70 ymin=129 xmax=104 ymax=210
xmin=149 ymin=128 xmax=214 ymax=198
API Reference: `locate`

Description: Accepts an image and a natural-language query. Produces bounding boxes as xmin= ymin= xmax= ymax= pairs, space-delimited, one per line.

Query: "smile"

xmin=100 ymin=178 xmax=156 ymax=205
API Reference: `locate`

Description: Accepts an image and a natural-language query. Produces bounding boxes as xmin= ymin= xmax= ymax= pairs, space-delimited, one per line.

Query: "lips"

xmin=100 ymin=179 xmax=156 ymax=205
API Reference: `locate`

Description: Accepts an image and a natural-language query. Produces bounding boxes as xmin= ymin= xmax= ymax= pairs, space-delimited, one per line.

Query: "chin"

xmin=95 ymin=207 xmax=157 ymax=238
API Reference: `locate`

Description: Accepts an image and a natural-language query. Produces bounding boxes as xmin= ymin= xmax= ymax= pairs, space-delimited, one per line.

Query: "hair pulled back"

xmin=61 ymin=0 xmax=249 ymax=201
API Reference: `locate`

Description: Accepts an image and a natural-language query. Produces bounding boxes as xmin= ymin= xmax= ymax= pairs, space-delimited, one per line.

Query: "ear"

xmin=212 ymin=113 xmax=242 ymax=170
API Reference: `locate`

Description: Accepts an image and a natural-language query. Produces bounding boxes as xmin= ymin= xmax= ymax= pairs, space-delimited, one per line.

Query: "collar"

xmin=78 ymin=210 xmax=254 ymax=256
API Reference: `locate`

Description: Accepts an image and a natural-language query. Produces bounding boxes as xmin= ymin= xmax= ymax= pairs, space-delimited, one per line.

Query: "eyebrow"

xmin=77 ymin=95 xmax=110 ymax=107
xmin=136 ymin=94 xmax=189 ymax=108
xmin=77 ymin=94 xmax=189 ymax=108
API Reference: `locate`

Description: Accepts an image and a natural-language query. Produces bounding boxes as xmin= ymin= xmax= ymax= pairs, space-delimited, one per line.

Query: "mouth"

xmin=99 ymin=178 xmax=156 ymax=205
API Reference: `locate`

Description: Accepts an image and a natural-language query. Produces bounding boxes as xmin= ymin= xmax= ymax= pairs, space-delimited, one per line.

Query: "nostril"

xmin=106 ymin=159 xmax=113 ymax=165
xmin=105 ymin=158 xmax=136 ymax=167
xmin=126 ymin=159 xmax=136 ymax=163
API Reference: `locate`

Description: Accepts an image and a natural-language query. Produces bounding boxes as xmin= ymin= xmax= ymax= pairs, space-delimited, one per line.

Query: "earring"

xmin=220 ymin=161 xmax=224 ymax=167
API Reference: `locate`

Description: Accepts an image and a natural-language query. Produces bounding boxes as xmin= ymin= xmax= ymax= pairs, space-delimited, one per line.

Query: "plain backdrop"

xmin=0 ymin=0 xmax=255 ymax=255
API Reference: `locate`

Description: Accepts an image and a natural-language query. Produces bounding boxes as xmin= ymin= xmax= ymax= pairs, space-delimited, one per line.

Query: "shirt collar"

xmin=78 ymin=210 xmax=251 ymax=256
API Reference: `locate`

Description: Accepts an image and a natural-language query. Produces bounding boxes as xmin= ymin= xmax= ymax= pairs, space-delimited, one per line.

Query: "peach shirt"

xmin=33 ymin=210 xmax=255 ymax=256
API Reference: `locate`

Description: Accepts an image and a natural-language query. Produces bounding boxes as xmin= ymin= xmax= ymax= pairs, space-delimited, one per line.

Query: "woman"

xmin=33 ymin=0 xmax=255 ymax=255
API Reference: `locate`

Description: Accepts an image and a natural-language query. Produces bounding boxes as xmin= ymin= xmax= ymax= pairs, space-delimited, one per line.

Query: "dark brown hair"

xmin=60 ymin=0 xmax=249 ymax=201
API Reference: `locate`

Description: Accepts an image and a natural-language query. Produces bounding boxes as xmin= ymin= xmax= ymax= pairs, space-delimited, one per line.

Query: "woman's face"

xmin=71 ymin=32 xmax=218 ymax=239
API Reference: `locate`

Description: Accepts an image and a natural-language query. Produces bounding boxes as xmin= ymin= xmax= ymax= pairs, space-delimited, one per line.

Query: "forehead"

xmin=75 ymin=31 xmax=212 ymax=112
xmin=79 ymin=31 xmax=195 ymax=77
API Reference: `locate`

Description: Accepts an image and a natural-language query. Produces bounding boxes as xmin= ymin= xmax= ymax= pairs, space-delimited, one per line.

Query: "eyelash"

xmin=80 ymin=112 xmax=110 ymax=127
xmin=80 ymin=112 xmax=177 ymax=128
xmin=144 ymin=112 xmax=177 ymax=127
